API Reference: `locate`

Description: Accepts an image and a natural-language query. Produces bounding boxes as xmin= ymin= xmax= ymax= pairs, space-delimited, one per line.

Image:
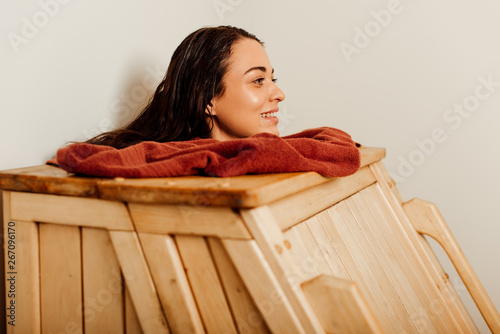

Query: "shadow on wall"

xmin=81 ymin=63 xmax=166 ymax=141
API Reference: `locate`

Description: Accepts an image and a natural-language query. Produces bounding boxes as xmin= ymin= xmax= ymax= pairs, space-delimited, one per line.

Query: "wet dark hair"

xmin=87 ymin=26 xmax=262 ymax=148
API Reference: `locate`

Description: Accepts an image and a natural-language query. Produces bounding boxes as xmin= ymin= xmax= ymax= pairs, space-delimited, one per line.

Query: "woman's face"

xmin=208 ymin=38 xmax=285 ymax=141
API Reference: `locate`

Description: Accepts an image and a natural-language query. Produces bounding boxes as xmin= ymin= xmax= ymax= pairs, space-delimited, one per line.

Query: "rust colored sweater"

xmin=51 ymin=127 xmax=360 ymax=178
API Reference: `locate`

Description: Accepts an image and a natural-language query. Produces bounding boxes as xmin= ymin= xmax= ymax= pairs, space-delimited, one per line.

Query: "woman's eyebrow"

xmin=243 ymin=66 xmax=275 ymax=75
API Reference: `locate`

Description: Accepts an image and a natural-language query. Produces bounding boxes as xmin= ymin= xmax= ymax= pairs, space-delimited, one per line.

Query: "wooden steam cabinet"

xmin=1 ymin=147 xmax=499 ymax=333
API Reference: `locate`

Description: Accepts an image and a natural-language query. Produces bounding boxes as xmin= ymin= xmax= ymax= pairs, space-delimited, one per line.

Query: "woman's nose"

xmin=270 ymin=83 xmax=285 ymax=102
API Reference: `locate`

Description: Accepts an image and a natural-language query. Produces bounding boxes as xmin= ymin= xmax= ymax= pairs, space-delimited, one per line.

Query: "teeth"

xmin=260 ymin=112 xmax=278 ymax=118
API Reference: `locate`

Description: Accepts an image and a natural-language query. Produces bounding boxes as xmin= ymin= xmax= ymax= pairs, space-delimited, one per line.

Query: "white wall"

xmin=1 ymin=0 xmax=499 ymax=332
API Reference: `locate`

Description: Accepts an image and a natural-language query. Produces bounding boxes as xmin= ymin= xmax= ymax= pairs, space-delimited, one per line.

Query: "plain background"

xmin=1 ymin=0 xmax=499 ymax=332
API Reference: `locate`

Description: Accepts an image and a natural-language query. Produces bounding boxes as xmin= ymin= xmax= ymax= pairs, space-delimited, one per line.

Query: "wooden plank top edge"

xmin=0 ymin=147 xmax=386 ymax=207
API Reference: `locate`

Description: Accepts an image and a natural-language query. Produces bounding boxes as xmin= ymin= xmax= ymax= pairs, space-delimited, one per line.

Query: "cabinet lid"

xmin=0 ymin=147 xmax=385 ymax=207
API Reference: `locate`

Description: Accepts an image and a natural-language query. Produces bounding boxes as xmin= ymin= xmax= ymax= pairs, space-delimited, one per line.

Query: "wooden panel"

xmin=222 ymin=239 xmax=305 ymax=334
xmin=0 ymin=148 xmax=385 ymax=208
xmin=369 ymin=163 xmax=478 ymax=333
xmin=5 ymin=219 xmax=40 ymax=334
xmin=0 ymin=165 xmax=100 ymax=198
xmin=82 ymin=228 xmax=124 ymax=333
xmin=269 ymin=166 xmax=377 ymax=231
xmin=357 ymin=185 xmax=468 ymax=332
xmin=125 ymin=288 xmax=143 ymax=334
xmin=282 ymin=225 xmax=322 ymax=284
xmin=130 ymin=203 xmax=251 ymax=239
xmin=207 ymin=237 xmax=270 ymax=334
xmin=240 ymin=206 xmax=324 ymax=333
xmin=339 ymin=195 xmax=435 ymax=332
xmin=10 ymin=192 xmax=133 ymax=231
xmin=109 ymin=231 xmax=169 ymax=334
xmin=138 ymin=233 xmax=204 ymax=334
xmin=301 ymin=216 xmax=351 ymax=280
xmin=302 ymin=274 xmax=383 ymax=334
xmin=175 ymin=235 xmax=237 ymax=334
xmin=345 ymin=191 xmax=446 ymax=332
xmin=40 ymin=224 xmax=82 ymax=333
xmin=316 ymin=207 xmax=405 ymax=333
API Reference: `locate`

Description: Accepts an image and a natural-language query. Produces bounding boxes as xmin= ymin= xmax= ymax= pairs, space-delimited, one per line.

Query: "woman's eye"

xmin=253 ymin=78 xmax=264 ymax=84
xmin=272 ymin=78 xmax=278 ymax=83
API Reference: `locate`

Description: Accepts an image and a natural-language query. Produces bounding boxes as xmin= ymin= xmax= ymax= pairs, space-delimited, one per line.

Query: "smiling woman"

xmin=207 ymin=38 xmax=285 ymax=140
xmin=86 ymin=25 xmax=285 ymax=147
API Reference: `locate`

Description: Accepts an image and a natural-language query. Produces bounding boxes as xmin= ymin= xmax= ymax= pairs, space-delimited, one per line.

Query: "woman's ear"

xmin=205 ymin=99 xmax=217 ymax=116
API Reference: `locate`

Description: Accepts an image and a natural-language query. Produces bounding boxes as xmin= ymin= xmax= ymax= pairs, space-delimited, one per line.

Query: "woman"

xmin=55 ymin=26 xmax=359 ymax=178
xmin=88 ymin=25 xmax=285 ymax=147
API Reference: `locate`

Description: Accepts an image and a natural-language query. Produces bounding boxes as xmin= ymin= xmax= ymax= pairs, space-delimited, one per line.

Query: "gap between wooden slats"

xmin=361 ymin=184 xmax=469 ymax=333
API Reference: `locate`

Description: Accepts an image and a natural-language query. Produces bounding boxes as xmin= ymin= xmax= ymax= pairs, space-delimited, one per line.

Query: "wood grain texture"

xmin=269 ymin=166 xmax=376 ymax=231
xmin=125 ymin=288 xmax=143 ymax=334
xmin=82 ymin=228 xmax=124 ymax=333
xmin=404 ymin=198 xmax=500 ymax=333
xmin=39 ymin=224 xmax=82 ymax=334
xmin=10 ymin=192 xmax=134 ymax=231
xmin=109 ymin=231 xmax=169 ymax=334
xmin=175 ymin=235 xmax=237 ymax=333
xmin=5 ymin=219 xmax=40 ymax=334
xmin=138 ymin=233 xmax=205 ymax=334
xmin=239 ymin=206 xmax=325 ymax=334
xmin=222 ymin=239 xmax=305 ymax=334
xmin=302 ymin=274 xmax=383 ymax=334
xmin=370 ymin=162 xmax=477 ymax=333
xmin=208 ymin=237 xmax=270 ymax=334
xmin=0 ymin=148 xmax=385 ymax=207
xmin=130 ymin=203 xmax=251 ymax=239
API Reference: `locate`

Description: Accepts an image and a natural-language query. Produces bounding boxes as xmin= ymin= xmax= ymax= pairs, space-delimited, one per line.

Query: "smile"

xmin=260 ymin=112 xmax=278 ymax=118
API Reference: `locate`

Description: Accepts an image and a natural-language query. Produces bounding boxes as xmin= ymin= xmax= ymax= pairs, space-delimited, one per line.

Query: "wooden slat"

xmin=404 ymin=198 xmax=500 ymax=333
xmin=337 ymin=196 xmax=426 ymax=333
xmin=125 ymin=288 xmax=143 ymax=334
xmin=269 ymin=166 xmax=377 ymax=231
xmin=239 ymin=206 xmax=325 ymax=334
xmin=346 ymin=190 xmax=447 ymax=332
xmin=82 ymin=228 xmax=124 ymax=333
xmin=362 ymin=184 xmax=473 ymax=332
xmin=282 ymin=225 xmax=322 ymax=284
xmin=40 ymin=224 xmax=82 ymax=333
xmin=130 ymin=203 xmax=251 ymax=239
xmin=315 ymin=207 xmax=403 ymax=333
xmin=369 ymin=163 xmax=475 ymax=332
xmin=10 ymin=192 xmax=133 ymax=231
xmin=175 ymin=235 xmax=237 ymax=334
xmin=302 ymin=274 xmax=383 ymax=334
xmin=138 ymin=233 xmax=204 ymax=334
xmin=5 ymin=218 xmax=40 ymax=334
xmin=0 ymin=165 xmax=100 ymax=198
xmin=207 ymin=237 xmax=270 ymax=334
xmin=109 ymin=231 xmax=169 ymax=334
xmin=222 ymin=239 xmax=305 ymax=334
xmin=301 ymin=217 xmax=351 ymax=280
